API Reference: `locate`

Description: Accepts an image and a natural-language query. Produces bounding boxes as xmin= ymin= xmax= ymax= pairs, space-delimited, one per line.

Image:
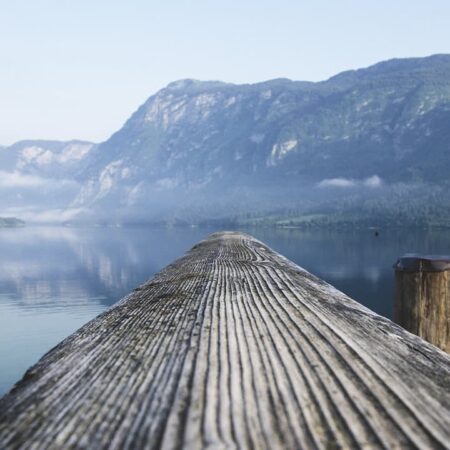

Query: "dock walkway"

xmin=0 ymin=232 xmax=449 ymax=449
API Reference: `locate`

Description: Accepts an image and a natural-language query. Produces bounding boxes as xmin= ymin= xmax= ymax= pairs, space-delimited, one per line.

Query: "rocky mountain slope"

xmin=2 ymin=54 xmax=450 ymax=226
xmin=0 ymin=140 xmax=95 ymax=222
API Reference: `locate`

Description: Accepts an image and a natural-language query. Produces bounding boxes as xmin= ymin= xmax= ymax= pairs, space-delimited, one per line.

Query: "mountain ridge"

xmin=2 ymin=54 xmax=450 ymax=226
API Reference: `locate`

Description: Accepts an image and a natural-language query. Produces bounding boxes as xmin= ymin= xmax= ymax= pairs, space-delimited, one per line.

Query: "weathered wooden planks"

xmin=0 ymin=231 xmax=450 ymax=449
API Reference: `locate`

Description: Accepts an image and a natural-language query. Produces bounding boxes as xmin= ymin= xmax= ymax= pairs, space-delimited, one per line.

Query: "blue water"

xmin=1 ymin=226 xmax=449 ymax=396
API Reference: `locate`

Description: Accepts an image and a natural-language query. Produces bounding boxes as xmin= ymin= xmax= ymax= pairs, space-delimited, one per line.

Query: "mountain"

xmin=0 ymin=140 xmax=95 ymax=222
xmin=0 ymin=140 xmax=95 ymax=178
xmin=2 ymin=55 xmax=450 ymax=226
xmin=0 ymin=217 xmax=25 ymax=228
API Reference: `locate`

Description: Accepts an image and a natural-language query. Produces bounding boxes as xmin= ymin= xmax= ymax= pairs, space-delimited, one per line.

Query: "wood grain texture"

xmin=395 ymin=269 xmax=450 ymax=352
xmin=0 ymin=231 xmax=450 ymax=450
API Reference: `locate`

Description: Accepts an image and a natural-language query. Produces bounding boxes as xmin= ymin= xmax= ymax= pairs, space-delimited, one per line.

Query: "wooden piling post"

xmin=394 ymin=254 xmax=450 ymax=352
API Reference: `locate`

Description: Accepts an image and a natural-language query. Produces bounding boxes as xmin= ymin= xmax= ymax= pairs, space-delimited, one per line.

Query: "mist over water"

xmin=1 ymin=226 xmax=450 ymax=396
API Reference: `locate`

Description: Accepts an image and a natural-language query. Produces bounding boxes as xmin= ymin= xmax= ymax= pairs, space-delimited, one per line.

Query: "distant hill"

xmin=1 ymin=54 xmax=450 ymax=226
xmin=0 ymin=140 xmax=95 ymax=223
xmin=0 ymin=217 xmax=25 ymax=228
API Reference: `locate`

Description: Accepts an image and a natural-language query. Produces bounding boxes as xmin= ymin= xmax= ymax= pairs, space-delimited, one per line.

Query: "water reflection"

xmin=1 ymin=226 xmax=450 ymax=396
xmin=0 ymin=226 xmax=210 ymax=395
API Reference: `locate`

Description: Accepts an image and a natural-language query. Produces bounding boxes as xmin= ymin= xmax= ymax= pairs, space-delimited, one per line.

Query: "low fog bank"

xmin=6 ymin=178 xmax=448 ymax=229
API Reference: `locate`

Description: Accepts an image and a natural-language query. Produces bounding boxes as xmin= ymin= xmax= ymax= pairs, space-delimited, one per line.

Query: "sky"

xmin=1 ymin=0 xmax=449 ymax=145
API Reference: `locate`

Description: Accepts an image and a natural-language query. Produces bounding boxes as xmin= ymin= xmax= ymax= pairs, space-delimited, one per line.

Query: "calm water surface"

xmin=1 ymin=226 xmax=450 ymax=396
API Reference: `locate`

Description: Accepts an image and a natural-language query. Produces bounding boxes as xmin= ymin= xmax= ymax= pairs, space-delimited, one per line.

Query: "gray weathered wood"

xmin=1 ymin=231 xmax=450 ymax=449
xmin=394 ymin=255 xmax=450 ymax=352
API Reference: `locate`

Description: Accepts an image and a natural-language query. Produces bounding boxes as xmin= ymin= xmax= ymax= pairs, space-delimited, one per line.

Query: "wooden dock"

xmin=0 ymin=231 xmax=449 ymax=449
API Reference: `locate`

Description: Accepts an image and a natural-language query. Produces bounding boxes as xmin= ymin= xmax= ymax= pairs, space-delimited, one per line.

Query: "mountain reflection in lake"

xmin=1 ymin=226 xmax=450 ymax=396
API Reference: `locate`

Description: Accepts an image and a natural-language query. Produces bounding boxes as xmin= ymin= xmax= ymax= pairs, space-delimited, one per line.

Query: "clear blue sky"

xmin=1 ymin=0 xmax=449 ymax=145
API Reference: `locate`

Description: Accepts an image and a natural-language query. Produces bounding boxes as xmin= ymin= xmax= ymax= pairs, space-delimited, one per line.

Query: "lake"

xmin=1 ymin=225 xmax=449 ymax=396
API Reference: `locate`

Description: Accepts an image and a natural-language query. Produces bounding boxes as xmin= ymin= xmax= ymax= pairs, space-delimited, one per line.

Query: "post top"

xmin=394 ymin=254 xmax=450 ymax=272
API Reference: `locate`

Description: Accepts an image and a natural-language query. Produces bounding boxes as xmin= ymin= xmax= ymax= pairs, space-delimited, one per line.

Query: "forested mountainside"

xmin=2 ymin=54 xmax=450 ymax=227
